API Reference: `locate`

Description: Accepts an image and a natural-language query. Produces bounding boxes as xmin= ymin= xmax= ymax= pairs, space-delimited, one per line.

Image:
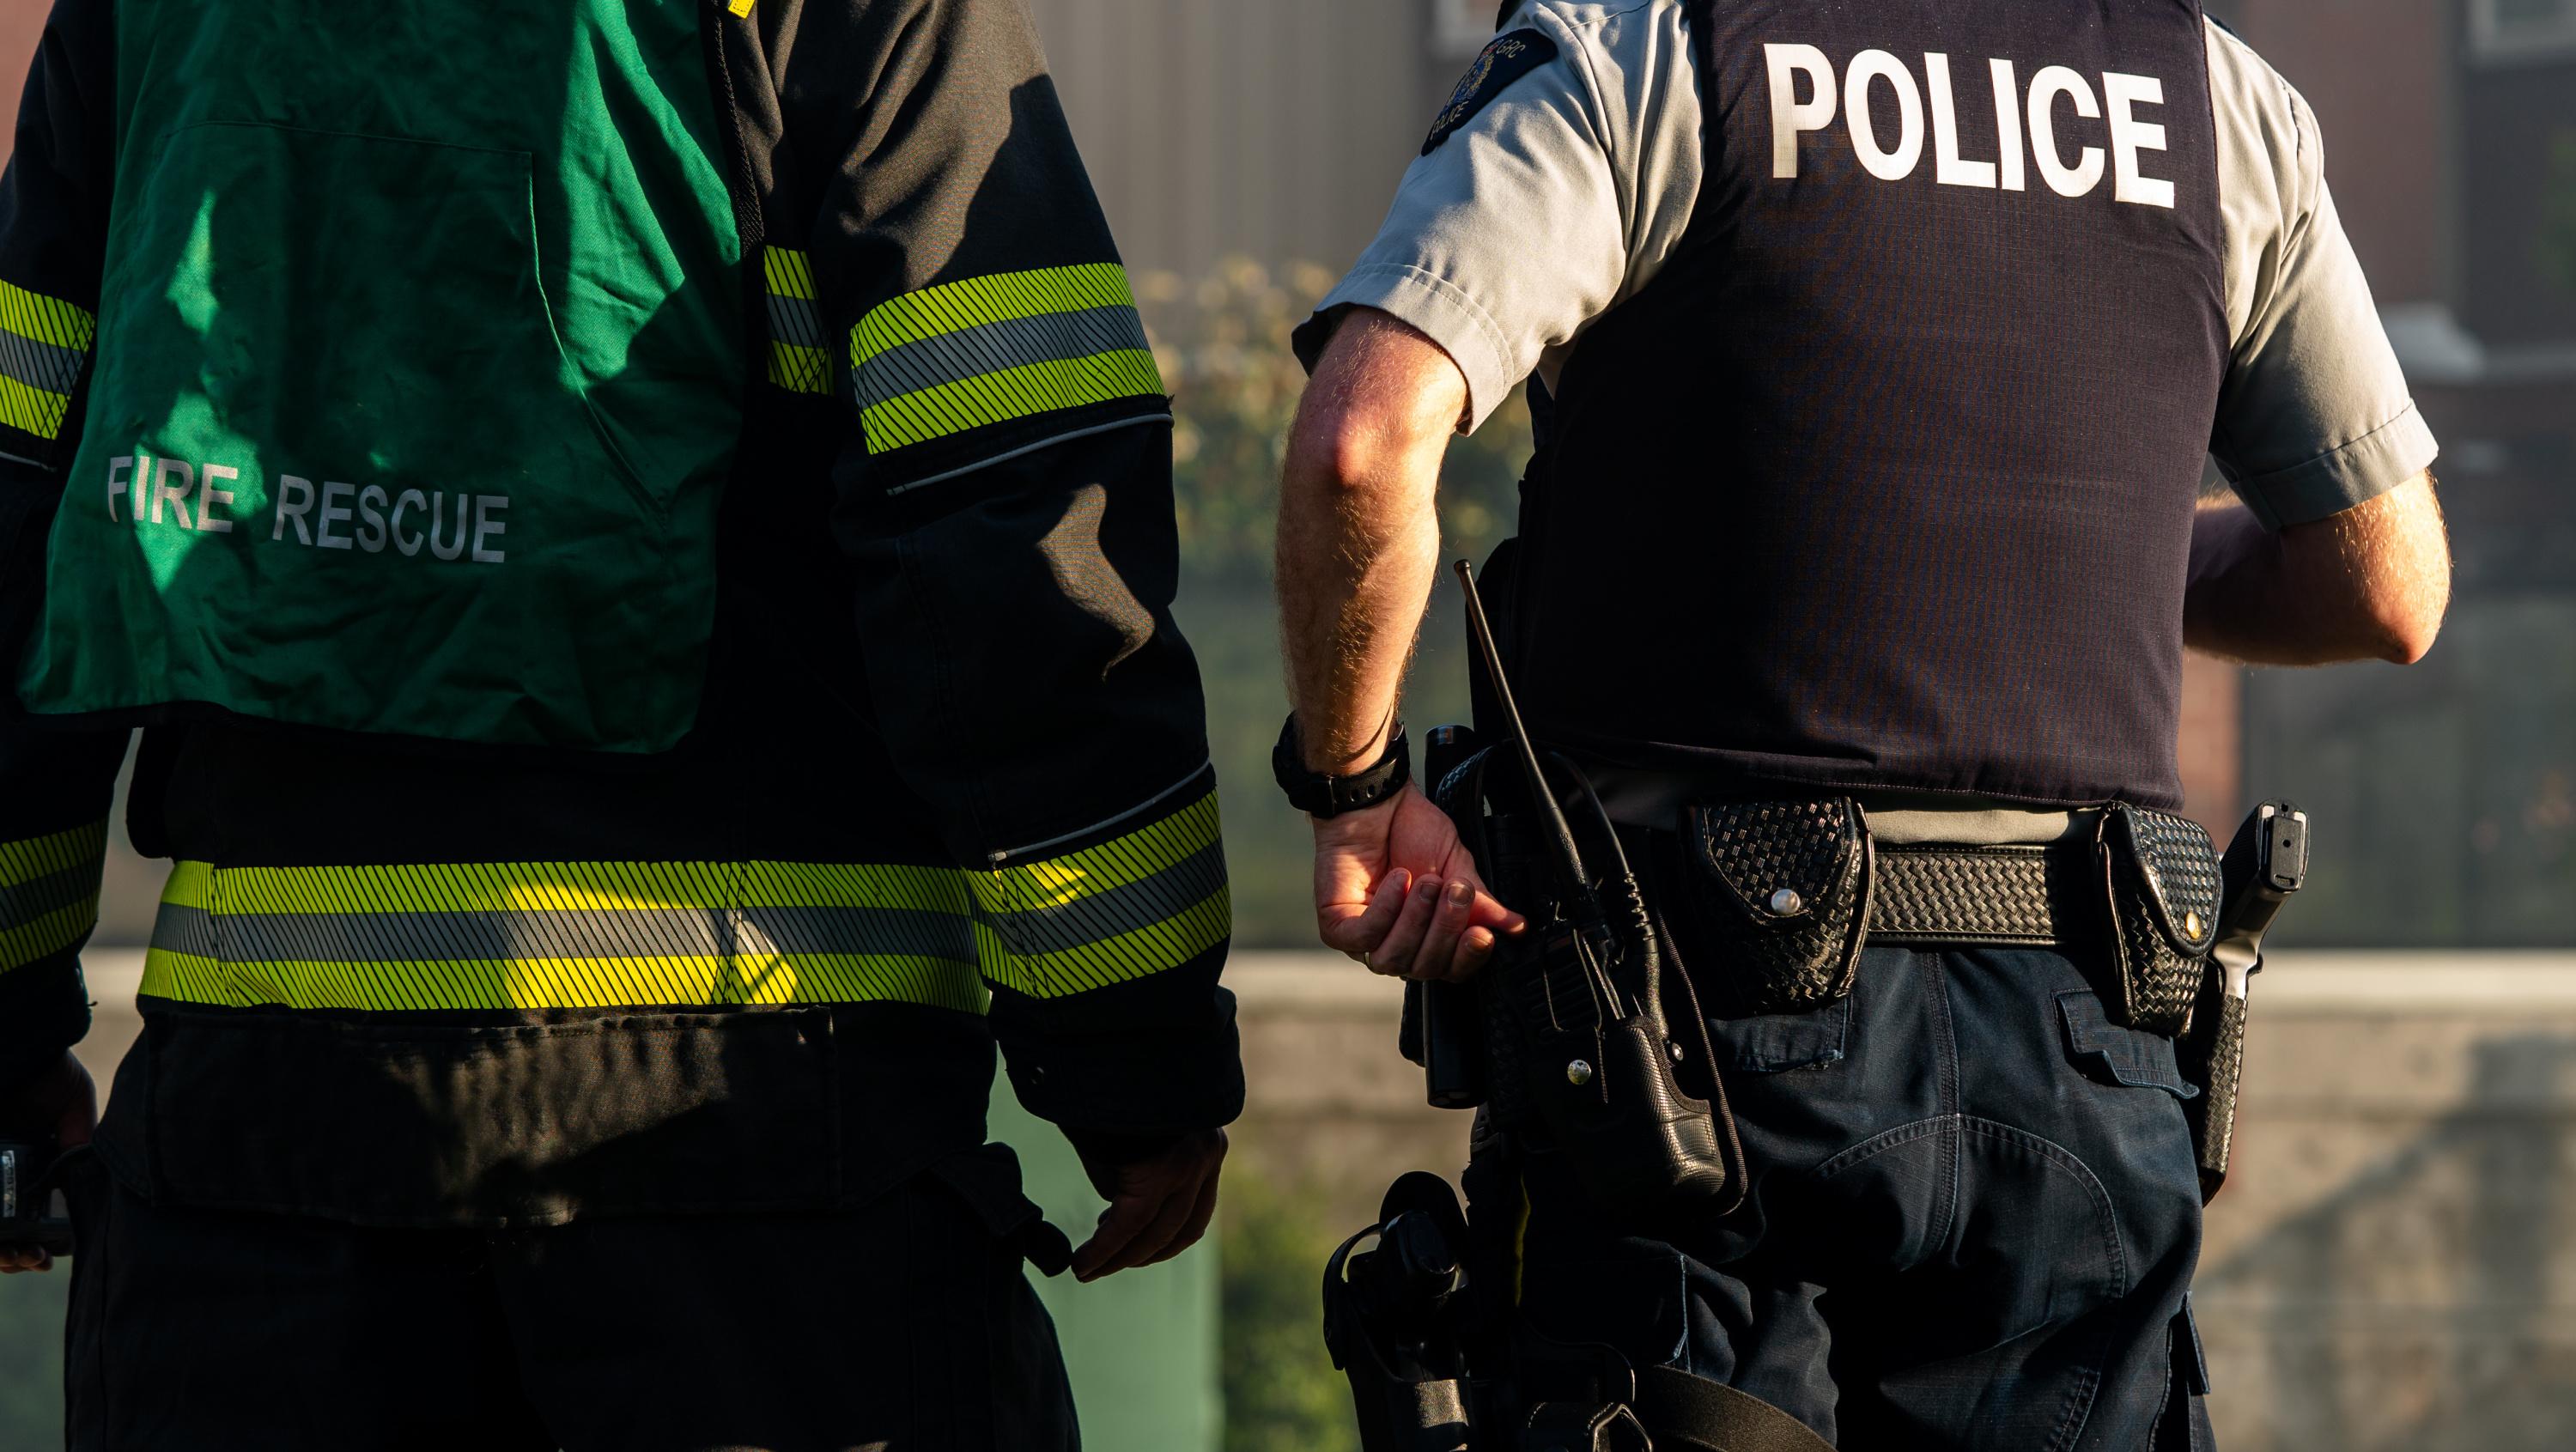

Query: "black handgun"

xmin=2178 ymin=800 xmax=2308 ymax=1203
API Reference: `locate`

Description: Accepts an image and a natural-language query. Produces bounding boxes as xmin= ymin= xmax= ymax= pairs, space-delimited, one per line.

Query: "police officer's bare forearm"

xmin=2185 ymin=471 xmax=2450 ymax=665
xmin=1278 ymin=310 xmax=1522 ymax=984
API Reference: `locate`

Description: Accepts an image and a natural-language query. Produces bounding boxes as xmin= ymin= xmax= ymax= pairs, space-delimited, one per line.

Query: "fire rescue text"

xmin=104 ymin=455 xmax=510 ymax=565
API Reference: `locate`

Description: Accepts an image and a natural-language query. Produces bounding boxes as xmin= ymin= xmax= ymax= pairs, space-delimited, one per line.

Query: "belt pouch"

xmin=1676 ymin=799 xmax=1873 ymax=1016
xmin=2096 ymin=805 xmax=2222 ymax=1036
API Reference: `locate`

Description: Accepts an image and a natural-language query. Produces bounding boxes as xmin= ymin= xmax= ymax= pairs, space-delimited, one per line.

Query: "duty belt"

xmin=1868 ymin=840 xmax=2098 ymax=948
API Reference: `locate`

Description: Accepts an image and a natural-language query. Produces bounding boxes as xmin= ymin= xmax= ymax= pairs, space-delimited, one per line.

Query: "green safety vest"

xmin=16 ymin=0 xmax=746 ymax=753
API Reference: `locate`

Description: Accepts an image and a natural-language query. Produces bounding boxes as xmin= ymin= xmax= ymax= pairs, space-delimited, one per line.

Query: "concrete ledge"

xmin=1233 ymin=949 xmax=2576 ymax=1006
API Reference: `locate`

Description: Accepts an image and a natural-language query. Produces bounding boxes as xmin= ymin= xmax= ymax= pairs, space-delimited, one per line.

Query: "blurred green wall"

xmin=993 ymin=1084 xmax=1224 ymax=1452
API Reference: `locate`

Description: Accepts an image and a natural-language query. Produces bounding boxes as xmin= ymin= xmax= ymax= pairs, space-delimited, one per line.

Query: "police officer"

xmin=1275 ymin=1 xmax=2448 ymax=1446
xmin=0 ymin=2 xmax=1237 ymax=1448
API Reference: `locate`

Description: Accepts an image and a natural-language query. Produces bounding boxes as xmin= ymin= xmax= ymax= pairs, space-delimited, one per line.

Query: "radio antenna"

xmin=1454 ymin=560 xmax=1589 ymax=897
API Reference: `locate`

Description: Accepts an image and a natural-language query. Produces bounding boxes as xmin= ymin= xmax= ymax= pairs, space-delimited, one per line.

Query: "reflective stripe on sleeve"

xmin=0 ymin=819 xmax=107 ymax=972
xmin=851 ymin=264 xmax=1165 ymax=453
xmin=0 ymin=280 xmax=95 ymax=441
xmin=762 ymin=246 xmax=832 ymax=395
xmin=967 ymin=790 xmax=1230 ymax=999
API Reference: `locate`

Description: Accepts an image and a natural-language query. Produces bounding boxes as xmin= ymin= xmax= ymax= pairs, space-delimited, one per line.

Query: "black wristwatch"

xmin=1273 ymin=715 xmax=1412 ymax=818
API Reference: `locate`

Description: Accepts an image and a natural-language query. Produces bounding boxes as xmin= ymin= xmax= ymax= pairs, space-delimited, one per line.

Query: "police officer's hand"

xmin=1313 ymin=781 xmax=1525 ymax=983
xmin=0 ymin=1052 xmax=95 ymax=1275
xmin=1069 ymin=1127 xmax=1227 ymax=1283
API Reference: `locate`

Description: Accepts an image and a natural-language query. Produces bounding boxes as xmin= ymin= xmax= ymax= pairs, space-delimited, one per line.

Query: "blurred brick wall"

xmin=2225 ymin=0 xmax=2451 ymax=304
xmin=2179 ymin=653 xmax=2245 ymax=841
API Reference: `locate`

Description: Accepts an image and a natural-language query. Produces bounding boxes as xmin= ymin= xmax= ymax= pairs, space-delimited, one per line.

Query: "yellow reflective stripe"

xmin=733 ymin=860 xmax=971 ymax=912
xmin=0 ymin=374 xmax=73 ymax=440
xmin=861 ymin=348 xmax=1162 ymax=453
xmin=140 ymin=948 xmax=990 ymax=1014
xmin=965 ymin=791 xmax=1228 ymax=999
xmin=0 ymin=820 xmax=106 ymax=889
xmin=158 ymin=859 xmax=963 ymax=916
xmin=762 ymin=246 xmax=816 ymax=301
xmin=972 ymin=792 xmax=1222 ymax=908
xmin=0 ymin=820 xmax=106 ymax=971
xmin=853 ymin=263 xmax=1138 ymax=362
xmin=0 ymin=278 xmax=94 ymax=353
xmin=141 ymin=810 xmax=1231 ymax=1011
xmin=143 ymin=857 xmax=994 ymax=1012
xmin=762 ymin=247 xmax=830 ymax=395
xmin=974 ymin=885 xmax=1230 ymax=999
xmin=157 ymin=857 xmax=214 ymax=910
xmin=1 ymin=900 xmax=99 ymax=972
xmin=769 ymin=341 xmax=831 ymax=394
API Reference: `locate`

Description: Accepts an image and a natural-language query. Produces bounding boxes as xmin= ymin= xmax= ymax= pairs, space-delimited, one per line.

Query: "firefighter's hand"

xmin=0 ymin=1052 xmax=94 ymax=1275
xmin=1312 ymin=782 xmax=1524 ymax=983
xmin=1070 ymin=1128 xmax=1227 ymax=1282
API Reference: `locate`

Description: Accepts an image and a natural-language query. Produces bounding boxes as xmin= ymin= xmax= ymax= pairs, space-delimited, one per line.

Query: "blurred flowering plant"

xmin=1139 ymin=258 xmax=1533 ymax=584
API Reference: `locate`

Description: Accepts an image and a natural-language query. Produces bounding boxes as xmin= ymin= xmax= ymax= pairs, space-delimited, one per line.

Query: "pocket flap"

xmin=2103 ymin=805 xmax=2221 ymax=957
xmin=1688 ymin=799 xmax=1867 ymax=927
xmin=2058 ymin=990 xmax=2197 ymax=1097
xmin=1705 ymin=997 xmax=1852 ymax=1073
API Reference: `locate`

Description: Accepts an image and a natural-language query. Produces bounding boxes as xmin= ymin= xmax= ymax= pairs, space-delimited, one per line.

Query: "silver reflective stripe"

xmin=976 ymin=841 xmax=1227 ymax=958
xmin=766 ymin=290 xmax=825 ymax=352
xmin=854 ymin=305 xmax=1149 ymax=410
xmin=0 ymin=329 xmax=82 ymax=398
xmin=0 ymin=861 xmax=100 ymax=934
xmin=151 ymin=902 xmax=981 ymax=965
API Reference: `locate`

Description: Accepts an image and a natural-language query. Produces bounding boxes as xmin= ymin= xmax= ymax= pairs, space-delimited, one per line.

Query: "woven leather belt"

xmin=1869 ymin=841 xmax=2096 ymax=948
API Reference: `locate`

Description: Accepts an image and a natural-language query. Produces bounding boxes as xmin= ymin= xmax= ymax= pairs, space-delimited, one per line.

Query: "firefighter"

xmin=0 ymin=3 xmax=1237 ymax=1449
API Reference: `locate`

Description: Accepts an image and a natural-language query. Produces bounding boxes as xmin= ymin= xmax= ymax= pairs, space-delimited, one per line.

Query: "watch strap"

xmin=1273 ymin=716 xmax=1412 ymax=817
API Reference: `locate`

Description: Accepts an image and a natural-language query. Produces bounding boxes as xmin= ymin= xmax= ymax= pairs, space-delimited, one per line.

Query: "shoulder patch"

xmin=1422 ymin=28 xmax=1559 ymax=156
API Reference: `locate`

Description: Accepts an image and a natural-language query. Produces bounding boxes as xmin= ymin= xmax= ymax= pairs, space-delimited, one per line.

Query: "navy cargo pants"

xmin=1517 ymin=945 xmax=2215 ymax=1450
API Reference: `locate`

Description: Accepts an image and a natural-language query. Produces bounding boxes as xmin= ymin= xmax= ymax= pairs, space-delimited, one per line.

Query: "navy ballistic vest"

xmin=1508 ymin=0 xmax=2227 ymax=808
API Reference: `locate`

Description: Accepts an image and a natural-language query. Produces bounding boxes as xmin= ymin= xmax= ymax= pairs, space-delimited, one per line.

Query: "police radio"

xmin=0 ymin=1141 xmax=76 ymax=1259
xmin=1406 ymin=562 xmax=1744 ymax=1226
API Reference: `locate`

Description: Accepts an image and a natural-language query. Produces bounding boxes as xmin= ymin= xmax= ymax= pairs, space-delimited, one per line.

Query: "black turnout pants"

xmin=59 ymin=1157 xmax=1078 ymax=1452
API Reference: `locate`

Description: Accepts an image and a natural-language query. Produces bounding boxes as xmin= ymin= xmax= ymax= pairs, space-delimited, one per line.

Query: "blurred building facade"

xmin=2211 ymin=0 xmax=2576 ymax=945
xmin=1036 ymin=0 xmax=2576 ymax=945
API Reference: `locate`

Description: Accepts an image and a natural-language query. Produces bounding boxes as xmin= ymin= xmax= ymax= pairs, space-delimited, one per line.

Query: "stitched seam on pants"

xmin=1954 ymin=1118 xmax=2133 ymax=1296
xmin=1957 ymin=1116 xmax=2127 ymax=1452
xmin=1805 ymin=1114 xmax=1953 ymax=1186
xmin=1923 ymin=951 xmax=1964 ymax=1254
